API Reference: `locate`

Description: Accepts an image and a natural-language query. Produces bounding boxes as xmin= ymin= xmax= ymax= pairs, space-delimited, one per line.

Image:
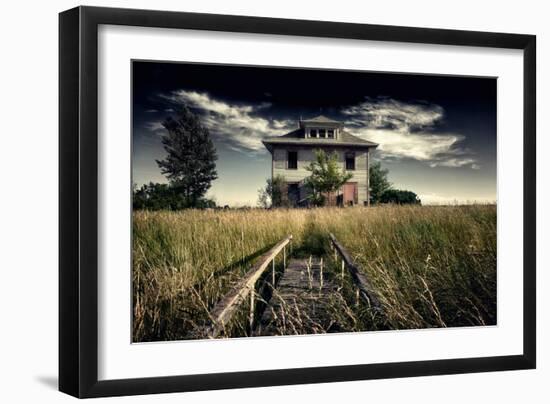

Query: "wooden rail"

xmin=329 ymin=233 xmax=382 ymax=311
xmin=205 ymin=235 xmax=292 ymax=338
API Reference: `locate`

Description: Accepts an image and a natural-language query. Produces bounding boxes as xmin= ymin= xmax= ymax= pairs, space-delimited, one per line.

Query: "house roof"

xmin=300 ymin=115 xmax=343 ymax=126
xmin=262 ymin=127 xmax=378 ymax=152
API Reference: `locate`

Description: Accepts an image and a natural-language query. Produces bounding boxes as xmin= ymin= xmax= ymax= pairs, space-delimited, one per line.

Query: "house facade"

xmin=262 ymin=115 xmax=378 ymax=207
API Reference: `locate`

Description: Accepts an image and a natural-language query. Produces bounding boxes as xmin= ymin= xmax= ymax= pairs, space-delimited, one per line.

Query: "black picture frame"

xmin=59 ymin=6 xmax=536 ymax=398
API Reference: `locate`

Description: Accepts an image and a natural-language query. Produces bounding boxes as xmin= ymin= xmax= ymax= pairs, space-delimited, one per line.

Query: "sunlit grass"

xmin=133 ymin=205 xmax=496 ymax=341
xmin=318 ymin=205 xmax=497 ymax=329
xmin=132 ymin=209 xmax=309 ymax=341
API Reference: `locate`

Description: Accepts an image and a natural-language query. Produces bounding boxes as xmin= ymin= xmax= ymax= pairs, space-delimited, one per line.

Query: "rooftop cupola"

xmin=299 ymin=115 xmax=344 ymax=139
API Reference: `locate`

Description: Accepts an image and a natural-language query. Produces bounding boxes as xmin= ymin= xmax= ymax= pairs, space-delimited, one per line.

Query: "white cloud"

xmin=146 ymin=93 xmax=481 ymax=168
xmin=429 ymin=157 xmax=479 ymax=169
xmin=162 ymin=90 xmax=294 ymax=153
xmin=343 ymin=97 xmax=444 ymax=130
xmin=145 ymin=120 xmax=164 ymax=132
xmin=342 ymin=97 xmax=479 ymax=169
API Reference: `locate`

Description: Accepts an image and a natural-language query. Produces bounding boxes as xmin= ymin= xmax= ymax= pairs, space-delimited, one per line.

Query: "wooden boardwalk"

xmin=255 ymin=257 xmax=341 ymax=336
xmin=203 ymin=234 xmax=381 ymax=338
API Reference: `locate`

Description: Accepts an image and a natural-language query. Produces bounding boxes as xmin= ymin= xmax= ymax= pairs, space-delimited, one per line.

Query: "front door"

xmin=342 ymin=182 xmax=357 ymax=206
xmin=287 ymin=183 xmax=300 ymax=206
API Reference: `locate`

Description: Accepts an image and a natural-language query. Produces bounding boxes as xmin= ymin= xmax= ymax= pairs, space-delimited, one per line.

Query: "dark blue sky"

xmin=133 ymin=61 xmax=497 ymax=205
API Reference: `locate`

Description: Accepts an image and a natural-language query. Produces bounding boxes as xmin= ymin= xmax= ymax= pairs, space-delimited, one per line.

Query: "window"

xmin=288 ymin=151 xmax=298 ymax=169
xmin=319 ymin=129 xmax=326 ymax=138
xmin=345 ymin=153 xmax=355 ymax=170
xmin=327 ymin=129 xmax=335 ymax=138
xmin=310 ymin=129 xmax=317 ymax=138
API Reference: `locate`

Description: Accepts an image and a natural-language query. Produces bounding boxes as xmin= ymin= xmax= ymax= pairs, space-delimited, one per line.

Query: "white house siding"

xmin=271 ymin=146 xmax=370 ymax=205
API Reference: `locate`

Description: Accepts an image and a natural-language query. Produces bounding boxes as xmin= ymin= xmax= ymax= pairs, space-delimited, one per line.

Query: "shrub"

xmin=380 ymin=189 xmax=421 ymax=205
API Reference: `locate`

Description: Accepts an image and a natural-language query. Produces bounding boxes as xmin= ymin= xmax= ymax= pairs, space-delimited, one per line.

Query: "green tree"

xmin=369 ymin=161 xmax=392 ymax=204
xmin=156 ymin=106 xmax=218 ymax=207
xmin=380 ymin=189 xmax=421 ymax=205
xmin=132 ymin=182 xmax=186 ymax=210
xmin=257 ymin=175 xmax=289 ymax=208
xmin=304 ymin=149 xmax=352 ymax=206
xmin=133 ymin=182 xmax=216 ymax=210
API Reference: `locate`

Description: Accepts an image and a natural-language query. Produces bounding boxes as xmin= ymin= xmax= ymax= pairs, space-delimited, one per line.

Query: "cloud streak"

xmin=146 ymin=92 xmax=479 ymax=169
xmin=161 ymin=90 xmax=294 ymax=153
xmin=145 ymin=120 xmax=165 ymax=132
xmin=342 ymin=97 xmax=479 ymax=169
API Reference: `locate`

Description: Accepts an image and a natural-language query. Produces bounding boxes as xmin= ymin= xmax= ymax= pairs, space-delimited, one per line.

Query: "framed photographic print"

xmin=59 ymin=6 xmax=536 ymax=398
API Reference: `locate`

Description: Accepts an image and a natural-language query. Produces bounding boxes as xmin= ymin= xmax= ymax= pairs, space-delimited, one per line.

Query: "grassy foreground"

xmin=133 ymin=205 xmax=496 ymax=342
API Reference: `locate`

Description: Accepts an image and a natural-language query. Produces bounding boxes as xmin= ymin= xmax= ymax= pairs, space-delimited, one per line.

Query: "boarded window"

xmin=288 ymin=151 xmax=298 ymax=169
xmin=345 ymin=153 xmax=355 ymax=170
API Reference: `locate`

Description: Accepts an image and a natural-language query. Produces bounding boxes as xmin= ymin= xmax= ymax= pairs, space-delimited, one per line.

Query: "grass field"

xmin=132 ymin=205 xmax=496 ymax=342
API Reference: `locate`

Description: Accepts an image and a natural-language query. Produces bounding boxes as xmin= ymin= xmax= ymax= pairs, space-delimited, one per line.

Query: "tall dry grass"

xmin=133 ymin=205 xmax=496 ymax=341
xmin=132 ymin=209 xmax=308 ymax=341
xmin=319 ymin=205 xmax=497 ymax=330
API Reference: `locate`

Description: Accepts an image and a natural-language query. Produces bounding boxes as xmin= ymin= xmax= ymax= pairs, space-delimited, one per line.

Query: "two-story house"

xmin=262 ymin=115 xmax=378 ymax=207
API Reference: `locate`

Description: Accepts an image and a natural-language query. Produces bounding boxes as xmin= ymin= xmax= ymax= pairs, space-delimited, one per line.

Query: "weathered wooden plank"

xmin=205 ymin=235 xmax=292 ymax=338
xmin=255 ymin=257 xmax=340 ymax=336
xmin=329 ymin=233 xmax=382 ymax=310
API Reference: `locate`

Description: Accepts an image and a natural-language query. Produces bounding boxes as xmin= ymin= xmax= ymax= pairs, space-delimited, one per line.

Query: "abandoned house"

xmin=262 ymin=115 xmax=378 ymax=207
